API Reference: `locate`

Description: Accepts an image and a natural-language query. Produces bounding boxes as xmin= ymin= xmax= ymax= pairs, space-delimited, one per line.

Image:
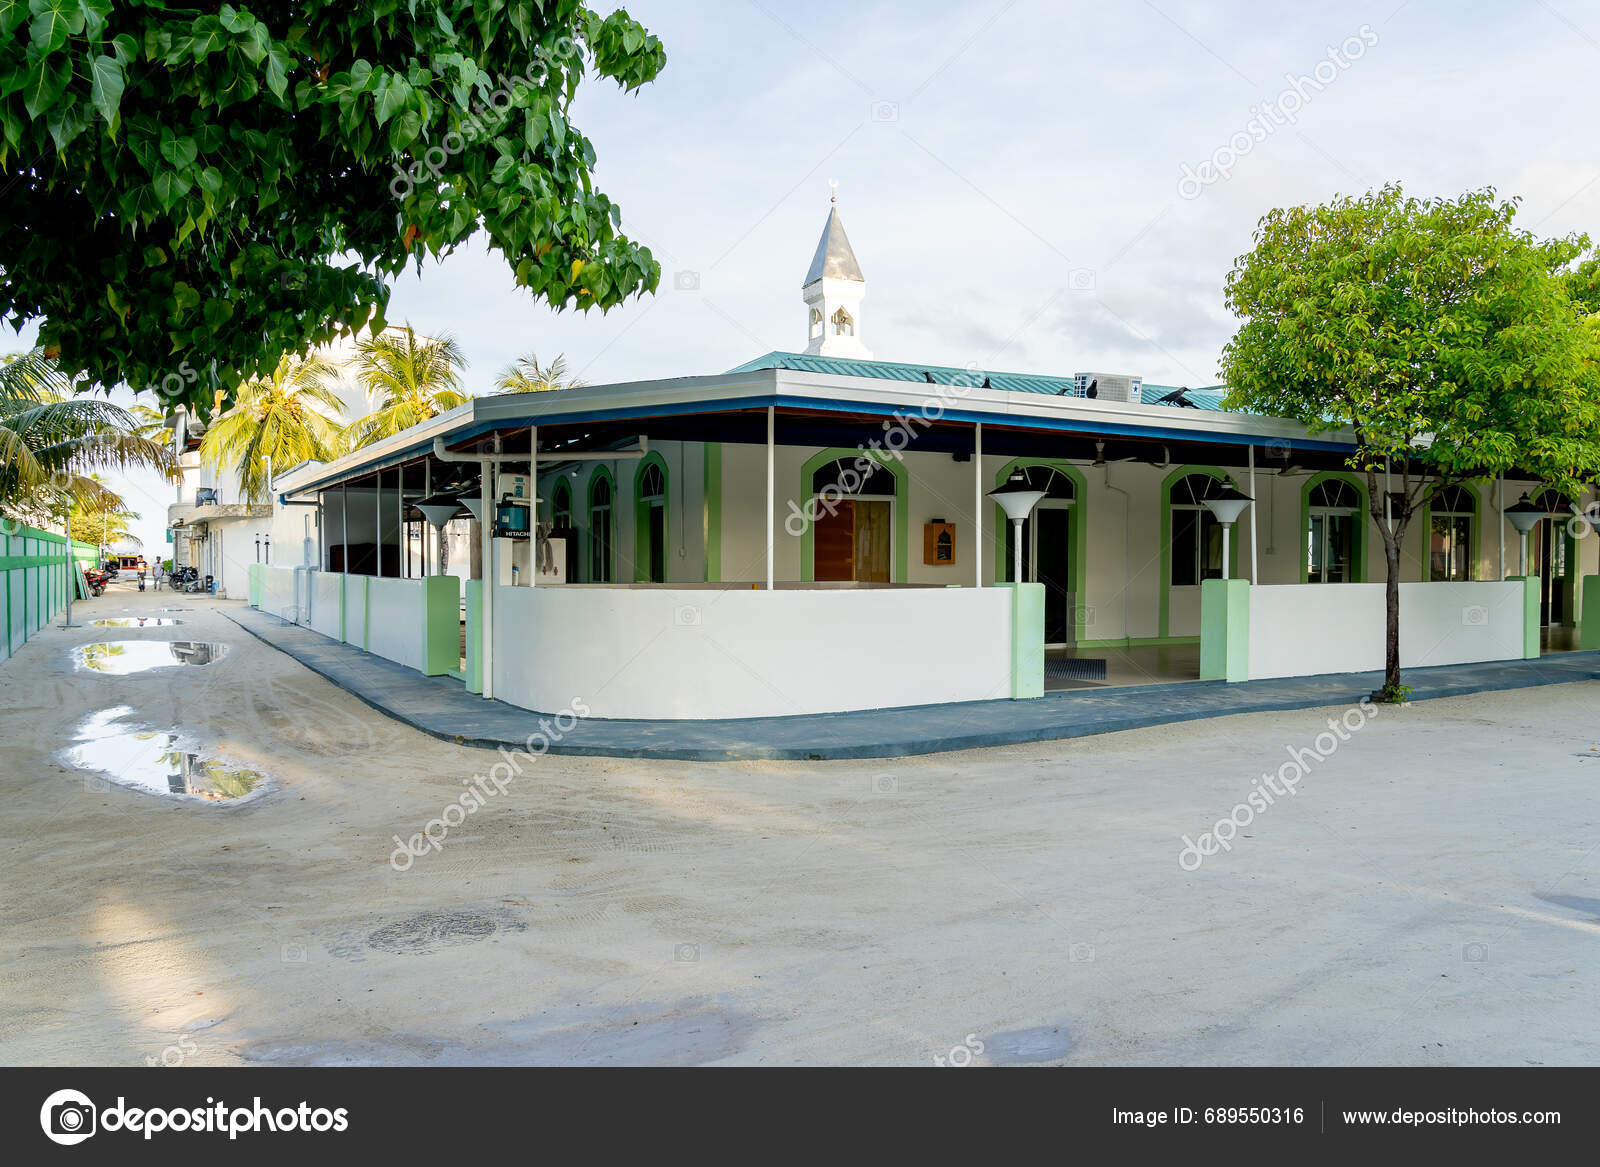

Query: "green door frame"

xmin=633 ymin=450 xmax=670 ymax=583
xmin=1159 ymin=465 xmax=1243 ymax=639
xmin=1420 ymin=482 xmax=1483 ymax=582
xmin=1300 ymin=470 xmax=1368 ymax=585
xmin=587 ymin=465 xmax=616 ymax=583
xmin=990 ymin=459 xmax=1089 ymax=642
xmin=798 ymin=447 xmax=908 ymax=583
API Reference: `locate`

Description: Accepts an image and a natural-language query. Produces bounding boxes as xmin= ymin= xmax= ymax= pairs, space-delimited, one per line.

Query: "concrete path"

xmin=226 ymin=607 xmax=1600 ymax=760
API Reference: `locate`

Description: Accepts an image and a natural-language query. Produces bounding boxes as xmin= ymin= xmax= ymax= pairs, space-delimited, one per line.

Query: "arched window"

xmin=551 ymin=480 xmax=571 ymax=528
xmin=589 ymin=472 xmax=613 ymax=583
xmin=812 ymin=456 xmax=895 ymax=497
xmin=1307 ymin=477 xmax=1360 ymax=582
xmin=808 ymin=307 xmax=823 ymax=339
xmin=639 ymin=463 xmax=665 ymax=500
xmin=1429 ymin=484 xmax=1475 ymax=581
xmin=831 ymin=306 xmax=854 ymax=336
xmin=1169 ymin=473 xmax=1226 ymax=586
xmin=635 ymin=458 xmax=668 ymax=583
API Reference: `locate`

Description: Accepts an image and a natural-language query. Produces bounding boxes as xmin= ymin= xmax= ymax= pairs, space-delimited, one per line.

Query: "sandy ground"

xmin=2 ymin=581 xmax=1598 ymax=1067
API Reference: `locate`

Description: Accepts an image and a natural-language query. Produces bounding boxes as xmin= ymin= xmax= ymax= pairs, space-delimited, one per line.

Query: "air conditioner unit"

xmin=1072 ymin=373 xmax=1143 ymax=404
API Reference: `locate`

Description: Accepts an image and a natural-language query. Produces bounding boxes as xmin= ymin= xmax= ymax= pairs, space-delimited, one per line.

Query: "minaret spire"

xmin=802 ymin=183 xmax=870 ymax=358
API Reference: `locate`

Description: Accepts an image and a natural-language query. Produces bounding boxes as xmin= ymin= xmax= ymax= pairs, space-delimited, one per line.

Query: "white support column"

xmin=1247 ymin=443 xmax=1258 ymax=584
xmin=537 ymin=425 xmax=544 ymax=592
xmin=973 ymin=422 xmax=983 ymax=588
xmin=481 ymin=465 xmax=494 ymax=700
xmin=765 ymin=406 xmax=775 ymax=591
xmin=421 ymin=461 xmax=430 ymax=577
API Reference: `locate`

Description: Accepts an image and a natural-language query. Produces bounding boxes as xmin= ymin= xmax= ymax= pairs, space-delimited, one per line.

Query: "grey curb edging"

xmin=226 ymin=609 xmax=1600 ymax=761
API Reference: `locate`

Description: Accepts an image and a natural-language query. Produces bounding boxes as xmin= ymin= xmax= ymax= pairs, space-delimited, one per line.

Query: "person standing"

xmin=152 ymin=560 xmax=164 ymax=591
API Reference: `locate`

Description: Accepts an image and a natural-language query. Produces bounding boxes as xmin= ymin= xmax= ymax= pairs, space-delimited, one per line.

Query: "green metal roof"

xmin=727 ymin=352 xmax=1232 ymax=411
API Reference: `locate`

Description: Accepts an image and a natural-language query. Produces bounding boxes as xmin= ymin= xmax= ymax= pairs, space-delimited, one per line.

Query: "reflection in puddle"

xmin=74 ymin=641 xmax=226 ymax=673
xmin=63 ymin=707 xmax=267 ymax=803
xmin=90 ymin=618 xmax=183 ymax=627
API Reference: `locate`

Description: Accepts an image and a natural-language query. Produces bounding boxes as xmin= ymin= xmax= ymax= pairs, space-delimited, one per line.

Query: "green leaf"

xmin=152 ymin=168 xmax=192 ymax=211
xmin=45 ymin=94 xmax=85 ymax=149
xmin=21 ymin=52 xmax=71 ymax=118
xmin=159 ymin=129 xmax=197 ymax=170
xmin=77 ymin=0 xmax=109 ymax=38
xmin=87 ymin=53 xmax=124 ymax=124
xmin=218 ymin=4 xmax=254 ymax=34
xmin=28 ymin=0 xmax=81 ymax=54
xmin=264 ymin=47 xmax=289 ymax=99
xmin=373 ymin=74 xmax=412 ymax=126
xmin=0 ymin=0 xmax=28 ymax=36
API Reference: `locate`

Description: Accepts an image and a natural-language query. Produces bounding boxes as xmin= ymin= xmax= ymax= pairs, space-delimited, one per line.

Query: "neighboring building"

xmin=165 ymin=331 xmax=411 ymax=598
xmin=246 ymin=202 xmax=1591 ymax=722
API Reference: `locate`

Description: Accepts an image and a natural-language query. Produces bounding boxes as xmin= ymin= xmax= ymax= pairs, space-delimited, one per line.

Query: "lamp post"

xmin=415 ymin=493 xmax=466 ymax=576
xmin=987 ymin=469 xmax=1048 ymax=586
xmin=1202 ymin=480 xmax=1254 ymax=582
xmin=1505 ymin=493 xmax=1546 ymax=576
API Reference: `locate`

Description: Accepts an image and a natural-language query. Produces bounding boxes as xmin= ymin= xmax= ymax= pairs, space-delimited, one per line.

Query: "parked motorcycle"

xmin=82 ymin=568 xmax=107 ymax=598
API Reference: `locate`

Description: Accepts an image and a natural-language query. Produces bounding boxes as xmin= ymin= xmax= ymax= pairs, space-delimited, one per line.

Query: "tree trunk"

xmin=1384 ymin=540 xmax=1401 ymax=695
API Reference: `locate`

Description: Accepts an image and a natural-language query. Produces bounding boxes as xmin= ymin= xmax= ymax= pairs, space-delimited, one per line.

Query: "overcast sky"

xmin=16 ymin=0 xmax=1600 ymax=553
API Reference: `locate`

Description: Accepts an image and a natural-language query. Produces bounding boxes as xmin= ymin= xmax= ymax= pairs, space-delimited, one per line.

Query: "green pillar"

xmin=463 ymin=580 xmax=482 ymax=694
xmin=420 ymin=575 xmax=461 ymax=676
xmin=1200 ymin=578 xmax=1251 ymax=682
xmin=1010 ymin=582 xmax=1045 ymax=698
xmin=1581 ymin=575 xmax=1600 ymax=650
xmin=1508 ymin=575 xmax=1541 ymax=658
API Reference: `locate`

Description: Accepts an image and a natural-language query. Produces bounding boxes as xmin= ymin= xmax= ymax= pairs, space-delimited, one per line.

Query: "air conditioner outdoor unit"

xmin=1072 ymin=373 xmax=1143 ymax=404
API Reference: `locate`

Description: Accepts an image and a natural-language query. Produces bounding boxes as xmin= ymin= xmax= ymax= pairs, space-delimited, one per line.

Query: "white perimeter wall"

xmin=492 ymin=584 xmax=1015 ymax=719
xmin=1247 ymin=581 xmax=1527 ymax=680
xmin=307 ymin=571 xmax=342 ymax=640
xmin=364 ymin=576 xmax=425 ymax=671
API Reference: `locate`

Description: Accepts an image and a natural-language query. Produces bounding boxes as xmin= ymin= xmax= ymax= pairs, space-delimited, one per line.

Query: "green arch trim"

xmin=1158 ymin=465 xmax=1243 ymax=638
xmin=587 ymin=464 xmax=616 ymax=583
xmin=1300 ymin=470 xmax=1368 ymax=584
xmin=550 ymin=478 xmax=572 ymax=523
xmin=798 ymin=447 xmax=908 ymax=583
xmin=633 ymin=450 xmax=670 ymax=583
xmin=990 ymin=459 xmax=1089 ymax=642
xmin=1420 ymin=480 xmax=1483 ymax=582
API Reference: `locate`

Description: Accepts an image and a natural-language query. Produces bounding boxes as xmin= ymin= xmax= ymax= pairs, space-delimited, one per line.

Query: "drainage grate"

xmin=1045 ymin=657 xmax=1107 ymax=681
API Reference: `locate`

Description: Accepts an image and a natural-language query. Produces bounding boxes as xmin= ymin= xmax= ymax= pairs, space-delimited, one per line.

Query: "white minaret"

xmin=802 ymin=184 xmax=870 ymax=359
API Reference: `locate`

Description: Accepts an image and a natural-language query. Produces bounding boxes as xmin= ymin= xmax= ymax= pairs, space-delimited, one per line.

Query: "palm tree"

xmin=200 ymin=353 xmax=345 ymax=503
xmin=69 ymin=477 xmax=141 ymax=550
xmin=495 ymin=352 xmax=585 ymax=393
xmin=0 ymin=349 xmax=177 ymax=521
xmin=344 ymin=325 xmax=469 ymax=449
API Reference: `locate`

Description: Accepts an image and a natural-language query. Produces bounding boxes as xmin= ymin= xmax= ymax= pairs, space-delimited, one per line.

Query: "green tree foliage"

xmin=0 ymin=1 xmax=666 ymax=413
xmin=199 ymin=352 xmax=345 ymax=503
xmin=343 ymin=324 xmax=466 ymax=448
xmin=495 ymin=351 xmax=583 ymax=392
xmin=68 ymin=479 xmax=140 ymax=547
xmin=1221 ymin=185 xmax=1600 ymax=695
xmin=0 ymin=347 xmax=176 ymax=518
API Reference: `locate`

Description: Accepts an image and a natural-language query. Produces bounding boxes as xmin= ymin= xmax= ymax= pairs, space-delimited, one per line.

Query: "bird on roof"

xmin=1152 ymin=386 xmax=1197 ymax=408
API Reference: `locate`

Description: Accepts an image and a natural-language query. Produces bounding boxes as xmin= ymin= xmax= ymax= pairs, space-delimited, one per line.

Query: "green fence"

xmin=1 ymin=521 xmax=101 ymax=665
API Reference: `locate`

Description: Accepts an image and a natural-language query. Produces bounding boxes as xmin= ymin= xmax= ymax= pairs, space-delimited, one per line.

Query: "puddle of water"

xmin=73 ymin=641 xmax=226 ymax=673
xmin=90 ymin=618 xmax=183 ymax=628
xmin=62 ymin=707 xmax=267 ymax=803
